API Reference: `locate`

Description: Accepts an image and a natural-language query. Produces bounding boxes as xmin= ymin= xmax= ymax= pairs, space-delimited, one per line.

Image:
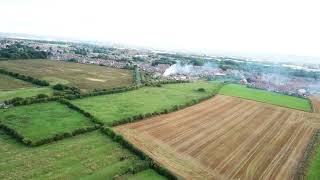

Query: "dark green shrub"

xmin=36 ymin=94 xmax=49 ymax=99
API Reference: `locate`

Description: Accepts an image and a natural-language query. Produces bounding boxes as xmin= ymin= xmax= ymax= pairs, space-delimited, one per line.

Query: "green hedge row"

xmin=110 ymin=82 xmax=224 ymax=127
xmin=294 ymin=129 xmax=320 ymax=180
xmin=133 ymin=66 xmax=142 ymax=85
xmin=101 ymin=127 xmax=177 ymax=180
xmin=0 ymin=68 xmax=49 ymax=86
xmin=3 ymin=95 xmax=58 ymax=107
xmin=58 ymin=99 xmax=104 ymax=125
xmin=63 ymin=85 xmax=142 ymax=100
xmin=0 ymin=123 xmax=99 ymax=146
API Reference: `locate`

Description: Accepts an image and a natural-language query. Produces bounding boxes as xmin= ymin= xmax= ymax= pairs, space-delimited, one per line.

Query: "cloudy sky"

xmin=1 ymin=0 xmax=320 ymax=60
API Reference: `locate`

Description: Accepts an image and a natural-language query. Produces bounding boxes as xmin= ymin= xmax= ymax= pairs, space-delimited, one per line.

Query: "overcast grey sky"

xmin=1 ymin=0 xmax=320 ymax=60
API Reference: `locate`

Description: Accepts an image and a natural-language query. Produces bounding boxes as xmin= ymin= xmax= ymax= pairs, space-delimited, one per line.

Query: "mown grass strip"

xmin=219 ymin=84 xmax=312 ymax=112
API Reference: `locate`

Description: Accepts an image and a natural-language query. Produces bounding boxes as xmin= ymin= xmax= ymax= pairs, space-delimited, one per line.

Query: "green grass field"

xmin=0 ymin=73 xmax=33 ymax=90
xmin=307 ymin=145 xmax=320 ymax=180
xmin=72 ymin=82 xmax=221 ymax=125
xmin=126 ymin=169 xmax=167 ymax=180
xmin=0 ymin=131 xmax=164 ymax=179
xmin=0 ymin=59 xmax=133 ymax=91
xmin=0 ymin=102 xmax=94 ymax=143
xmin=0 ymin=87 xmax=53 ymax=102
xmin=219 ymin=84 xmax=312 ymax=112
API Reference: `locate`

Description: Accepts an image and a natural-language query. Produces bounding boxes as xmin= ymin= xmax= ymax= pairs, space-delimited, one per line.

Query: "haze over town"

xmin=1 ymin=0 xmax=320 ymax=64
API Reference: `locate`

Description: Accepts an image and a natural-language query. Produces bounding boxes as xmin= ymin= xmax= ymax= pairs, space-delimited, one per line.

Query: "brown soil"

xmin=310 ymin=95 xmax=320 ymax=113
xmin=115 ymin=95 xmax=320 ymax=180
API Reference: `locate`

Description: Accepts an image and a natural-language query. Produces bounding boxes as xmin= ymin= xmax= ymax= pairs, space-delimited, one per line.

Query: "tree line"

xmin=0 ymin=43 xmax=50 ymax=60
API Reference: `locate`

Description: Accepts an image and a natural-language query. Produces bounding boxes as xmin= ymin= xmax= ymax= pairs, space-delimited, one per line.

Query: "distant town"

xmin=1 ymin=37 xmax=320 ymax=97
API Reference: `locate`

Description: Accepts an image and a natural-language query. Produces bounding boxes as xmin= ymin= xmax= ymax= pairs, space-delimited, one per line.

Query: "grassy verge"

xmin=72 ymin=82 xmax=222 ymax=125
xmin=306 ymin=130 xmax=320 ymax=180
xmin=219 ymin=84 xmax=312 ymax=112
xmin=126 ymin=169 xmax=167 ymax=180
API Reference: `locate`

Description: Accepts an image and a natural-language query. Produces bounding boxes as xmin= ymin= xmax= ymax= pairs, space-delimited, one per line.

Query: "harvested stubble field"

xmin=310 ymin=95 xmax=320 ymax=113
xmin=115 ymin=95 xmax=320 ymax=180
xmin=0 ymin=59 xmax=133 ymax=91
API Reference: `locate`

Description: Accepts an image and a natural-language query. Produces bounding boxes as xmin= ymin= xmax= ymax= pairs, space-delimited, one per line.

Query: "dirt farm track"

xmin=310 ymin=95 xmax=320 ymax=113
xmin=115 ymin=95 xmax=320 ymax=180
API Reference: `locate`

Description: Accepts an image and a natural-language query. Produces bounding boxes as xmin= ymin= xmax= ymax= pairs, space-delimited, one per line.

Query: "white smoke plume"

xmin=163 ymin=63 xmax=193 ymax=76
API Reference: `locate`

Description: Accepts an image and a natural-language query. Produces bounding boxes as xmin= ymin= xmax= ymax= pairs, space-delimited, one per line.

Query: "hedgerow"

xmin=0 ymin=68 xmax=49 ymax=86
xmin=0 ymin=122 xmax=99 ymax=147
xmin=58 ymin=98 xmax=104 ymax=125
xmin=101 ymin=127 xmax=177 ymax=180
xmin=109 ymin=82 xmax=224 ymax=126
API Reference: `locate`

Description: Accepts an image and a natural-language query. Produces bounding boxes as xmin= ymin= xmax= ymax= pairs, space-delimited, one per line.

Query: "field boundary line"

xmin=101 ymin=127 xmax=178 ymax=180
xmin=294 ymin=129 xmax=320 ymax=180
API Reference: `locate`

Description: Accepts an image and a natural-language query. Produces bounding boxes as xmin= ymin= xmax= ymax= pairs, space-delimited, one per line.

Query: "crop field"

xmin=72 ymin=82 xmax=222 ymax=125
xmin=0 ymin=131 xmax=165 ymax=179
xmin=219 ymin=84 xmax=312 ymax=112
xmin=0 ymin=59 xmax=133 ymax=91
xmin=310 ymin=95 xmax=320 ymax=113
xmin=0 ymin=102 xmax=95 ymax=143
xmin=0 ymin=73 xmax=33 ymax=90
xmin=115 ymin=95 xmax=320 ymax=179
xmin=0 ymin=87 xmax=53 ymax=102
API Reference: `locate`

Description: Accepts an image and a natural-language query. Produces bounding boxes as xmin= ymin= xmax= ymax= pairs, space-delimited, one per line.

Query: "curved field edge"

xmin=72 ymin=82 xmax=223 ymax=125
xmin=310 ymin=95 xmax=320 ymax=113
xmin=219 ymin=84 xmax=312 ymax=112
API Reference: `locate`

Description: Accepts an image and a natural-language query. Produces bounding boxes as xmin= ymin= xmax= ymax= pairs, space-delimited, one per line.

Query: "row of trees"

xmin=0 ymin=69 xmax=49 ymax=86
xmin=3 ymin=80 xmax=193 ymax=107
xmin=3 ymin=94 xmax=52 ymax=106
xmin=101 ymin=127 xmax=177 ymax=180
xmin=0 ymin=43 xmax=50 ymax=60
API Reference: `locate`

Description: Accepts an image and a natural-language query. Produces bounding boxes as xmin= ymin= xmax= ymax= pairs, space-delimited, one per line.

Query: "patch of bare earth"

xmin=115 ymin=95 xmax=320 ymax=180
xmin=85 ymin=78 xmax=106 ymax=82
